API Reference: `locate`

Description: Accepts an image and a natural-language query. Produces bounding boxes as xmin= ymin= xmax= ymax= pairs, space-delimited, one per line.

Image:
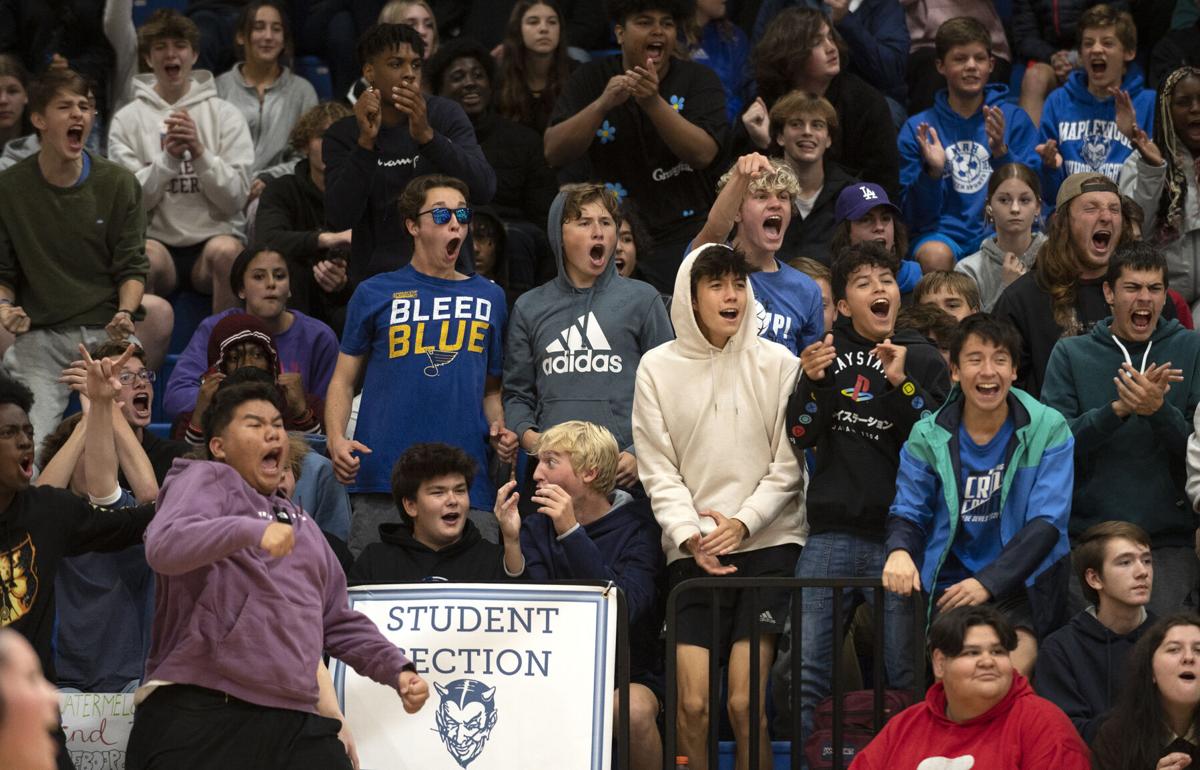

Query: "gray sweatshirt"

xmin=956 ymin=232 xmax=1047 ymax=312
xmin=216 ymin=64 xmax=317 ymax=180
xmin=502 ymin=191 xmax=674 ymax=453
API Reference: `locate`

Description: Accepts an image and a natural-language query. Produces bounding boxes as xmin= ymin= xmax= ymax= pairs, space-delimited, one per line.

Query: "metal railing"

xmin=663 ymin=577 xmax=927 ymax=770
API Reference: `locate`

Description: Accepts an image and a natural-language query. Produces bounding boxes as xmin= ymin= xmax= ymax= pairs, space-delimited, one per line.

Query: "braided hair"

xmin=1152 ymin=66 xmax=1200 ymax=243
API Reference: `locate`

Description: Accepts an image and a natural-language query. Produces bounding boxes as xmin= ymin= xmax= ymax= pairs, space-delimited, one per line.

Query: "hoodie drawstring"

xmin=1111 ymin=335 xmax=1152 ymax=374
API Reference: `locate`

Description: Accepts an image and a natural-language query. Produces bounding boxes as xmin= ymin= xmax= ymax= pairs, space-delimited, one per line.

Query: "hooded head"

xmin=207 ymin=313 xmax=281 ymax=378
xmin=671 ymin=243 xmax=760 ymax=357
xmin=546 ymin=184 xmax=621 ymax=291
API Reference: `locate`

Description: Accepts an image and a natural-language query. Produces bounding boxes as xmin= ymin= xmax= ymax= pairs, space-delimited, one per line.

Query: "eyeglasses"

xmin=118 ymin=370 xmax=156 ymax=385
xmin=418 ymin=206 xmax=472 ymax=225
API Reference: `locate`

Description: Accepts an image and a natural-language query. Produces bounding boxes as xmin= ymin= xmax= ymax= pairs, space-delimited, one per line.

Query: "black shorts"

xmin=667 ymin=543 xmax=801 ymax=655
xmin=164 ymin=241 xmax=206 ymax=292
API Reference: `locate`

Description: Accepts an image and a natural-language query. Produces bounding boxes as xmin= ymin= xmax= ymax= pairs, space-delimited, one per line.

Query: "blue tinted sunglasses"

xmin=419 ymin=206 xmax=472 ymax=225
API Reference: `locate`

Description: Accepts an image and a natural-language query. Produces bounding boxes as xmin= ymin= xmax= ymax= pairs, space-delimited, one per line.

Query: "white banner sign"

xmin=59 ymin=692 xmax=136 ymax=770
xmin=332 ymin=583 xmax=617 ymax=770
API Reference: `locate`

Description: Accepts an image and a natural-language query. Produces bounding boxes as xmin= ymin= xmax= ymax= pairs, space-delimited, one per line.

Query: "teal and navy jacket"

xmin=885 ymin=387 xmax=1073 ymax=636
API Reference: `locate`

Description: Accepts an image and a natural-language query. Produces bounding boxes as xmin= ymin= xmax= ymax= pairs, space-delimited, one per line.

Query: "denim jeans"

xmin=795 ymin=531 xmax=914 ymax=746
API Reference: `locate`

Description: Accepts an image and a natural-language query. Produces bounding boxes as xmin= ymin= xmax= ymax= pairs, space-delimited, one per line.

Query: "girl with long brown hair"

xmin=495 ymin=0 xmax=572 ymax=133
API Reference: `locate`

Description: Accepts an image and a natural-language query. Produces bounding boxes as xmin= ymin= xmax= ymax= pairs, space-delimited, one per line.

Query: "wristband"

xmin=115 ymin=308 xmax=135 ymax=318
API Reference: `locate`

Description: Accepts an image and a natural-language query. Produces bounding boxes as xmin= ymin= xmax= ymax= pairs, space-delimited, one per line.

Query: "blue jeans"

xmin=796 ymin=531 xmax=914 ymax=745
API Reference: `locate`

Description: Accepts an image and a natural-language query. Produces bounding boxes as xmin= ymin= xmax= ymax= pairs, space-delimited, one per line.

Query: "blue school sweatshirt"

xmin=1038 ymin=69 xmax=1156 ymax=205
xmin=899 ymin=85 xmax=1040 ymax=255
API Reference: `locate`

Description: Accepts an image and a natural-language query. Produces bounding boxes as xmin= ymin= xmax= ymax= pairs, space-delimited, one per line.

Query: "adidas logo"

xmin=759 ymin=610 xmax=776 ymax=624
xmin=542 ymin=312 xmax=624 ymax=374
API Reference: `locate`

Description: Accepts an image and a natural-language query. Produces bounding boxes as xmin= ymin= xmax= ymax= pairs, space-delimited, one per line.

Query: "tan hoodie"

xmin=108 ymin=71 xmax=253 ymax=247
xmin=632 ymin=244 xmax=807 ymax=564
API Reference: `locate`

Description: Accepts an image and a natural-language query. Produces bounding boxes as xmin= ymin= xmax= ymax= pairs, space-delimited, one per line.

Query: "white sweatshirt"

xmin=108 ymin=71 xmax=254 ymax=247
xmin=632 ymin=245 xmax=807 ymax=564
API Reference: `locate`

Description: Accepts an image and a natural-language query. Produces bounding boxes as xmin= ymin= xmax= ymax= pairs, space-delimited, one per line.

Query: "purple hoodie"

xmin=143 ymin=459 xmax=410 ymax=712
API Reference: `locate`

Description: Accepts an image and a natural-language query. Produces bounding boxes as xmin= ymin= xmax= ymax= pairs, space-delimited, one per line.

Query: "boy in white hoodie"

xmin=633 ymin=244 xmax=806 ymax=770
xmin=109 ymin=9 xmax=254 ymax=313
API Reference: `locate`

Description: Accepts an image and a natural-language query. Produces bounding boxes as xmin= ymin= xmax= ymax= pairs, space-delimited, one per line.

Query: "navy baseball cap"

xmin=834 ymin=182 xmax=901 ymax=223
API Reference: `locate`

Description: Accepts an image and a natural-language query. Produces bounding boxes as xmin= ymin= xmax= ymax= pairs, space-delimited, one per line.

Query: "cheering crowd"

xmin=2 ymin=0 xmax=1200 ymax=768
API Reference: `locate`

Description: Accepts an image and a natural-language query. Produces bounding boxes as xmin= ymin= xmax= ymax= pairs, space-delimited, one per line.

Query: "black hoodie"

xmin=788 ymin=316 xmax=950 ymax=537
xmin=347 ymin=519 xmax=514 ymax=585
xmin=0 ymin=486 xmax=153 ymax=681
xmin=1036 ymin=608 xmax=1154 ymax=742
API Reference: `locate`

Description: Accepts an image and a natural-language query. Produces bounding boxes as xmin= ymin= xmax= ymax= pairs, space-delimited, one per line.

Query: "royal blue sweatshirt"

xmin=899 ymin=85 xmax=1040 ymax=254
xmin=1038 ymin=68 xmax=1156 ymax=204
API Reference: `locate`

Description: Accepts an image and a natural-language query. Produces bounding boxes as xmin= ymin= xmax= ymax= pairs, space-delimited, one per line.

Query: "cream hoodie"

xmin=108 ymin=71 xmax=253 ymax=247
xmin=632 ymin=245 xmax=807 ymax=564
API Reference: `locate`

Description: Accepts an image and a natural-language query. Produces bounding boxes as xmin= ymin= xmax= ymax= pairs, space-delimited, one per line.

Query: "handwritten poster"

xmin=60 ymin=692 xmax=136 ymax=770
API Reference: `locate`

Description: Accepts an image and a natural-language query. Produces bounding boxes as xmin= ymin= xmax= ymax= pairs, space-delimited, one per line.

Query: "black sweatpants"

xmin=126 ymin=685 xmax=352 ymax=770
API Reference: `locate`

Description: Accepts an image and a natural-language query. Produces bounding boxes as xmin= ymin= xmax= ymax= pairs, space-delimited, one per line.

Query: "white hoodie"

xmin=108 ymin=71 xmax=253 ymax=247
xmin=632 ymin=245 xmax=807 ymax=564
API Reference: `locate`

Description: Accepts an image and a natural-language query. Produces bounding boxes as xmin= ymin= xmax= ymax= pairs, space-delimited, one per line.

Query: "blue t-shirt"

xmin=936 ymin=416 xmax=1014 ymax=592
xmin=749 ymin=260 xmax=824 ymax=355
xmin=340 ymin=265 xmax=507 ymax=508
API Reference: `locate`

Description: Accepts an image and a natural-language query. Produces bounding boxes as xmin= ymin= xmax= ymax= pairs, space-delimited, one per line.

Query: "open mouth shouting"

xmin=1089 ymin=227 xmax=1113 ymax=257
xmin=588 ymin=242 xmax=608 ymax=270
xmin=440 ymin=509 xmax=462 ymax=528
xmin=130 ymin=390 xmax=152 ymax=422
xmin=66 ymin=122 xmax=86 ymax=152
xmin=718 ymin=306 xmax=740 ymax=325
xmin=260 ymin=446 xmax=282 ymax=477
xmin=1130 ymin=308 xmax=1153 ymax=334
xmin=762 ymin=215 xmax=784 ymax=241
xmin=17 ymin=452 xmax=33 ymax=483
xmin=1088 ymin=56 xmax=1109 ymax=79
xmin=869 ymin=297 xmax=891 ymax=321
xmin=164 ymin=62 xmax=182 ymax=80
xmin=445 ymin=236 xmax=462 ymax=261
xmin=645 ymin=40 xmax=666 ymax=66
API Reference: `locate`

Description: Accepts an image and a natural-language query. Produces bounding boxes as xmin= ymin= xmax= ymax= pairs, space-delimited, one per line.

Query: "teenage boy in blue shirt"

xmin=898 ymin=17 xmax=1039 ymax=273
xmin=325 ymin=174 xmax=516 ymax=556
xmin=1035 ymin=4 xmax=1156 ymax=205
xmin=883 ymin=313 xmax=1075 ymax=677
xmin=692 ymin=152 xmax=825 ymax=355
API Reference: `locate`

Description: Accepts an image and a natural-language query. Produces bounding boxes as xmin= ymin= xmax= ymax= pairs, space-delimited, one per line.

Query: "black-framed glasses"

xmin=117 ymin=370 xmax=156 ymax=385
xmin=418 ymin=206 xmax=472 ymax=225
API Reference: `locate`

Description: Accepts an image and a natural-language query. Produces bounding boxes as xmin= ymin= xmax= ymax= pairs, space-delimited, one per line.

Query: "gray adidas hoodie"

xmin=502 ymin=191 xmax=673 ymax=453
xmin=956 ymin=232 xmax=1047 ymax=312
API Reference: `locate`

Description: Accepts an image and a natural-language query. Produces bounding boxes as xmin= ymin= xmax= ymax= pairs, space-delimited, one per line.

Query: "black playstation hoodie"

xmin=787 ymin=315 xmax=950 ymax=538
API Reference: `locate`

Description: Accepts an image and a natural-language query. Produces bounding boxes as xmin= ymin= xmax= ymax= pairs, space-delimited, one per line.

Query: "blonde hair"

xmin=287 ymin=433 xmax=309 ymax=480
xmin=716 ymin=156 xmax=801 ymax=199
xmin=535 ymin=421 xmax=620 ymax=497
xmin=378 ymin=0 xmax=439 ymax=54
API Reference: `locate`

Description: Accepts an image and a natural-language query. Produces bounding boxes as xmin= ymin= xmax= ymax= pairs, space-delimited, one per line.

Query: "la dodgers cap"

xmin=834 ymin=182 xmax=902 ymax=223
xmin=1055 ymin=172 xmax=1120 ymax=210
